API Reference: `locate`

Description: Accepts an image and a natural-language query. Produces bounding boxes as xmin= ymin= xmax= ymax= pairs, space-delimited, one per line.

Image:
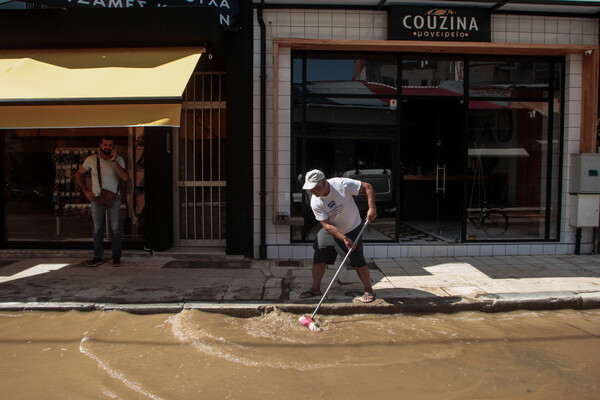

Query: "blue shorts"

xmin=313 ymin=224 xmax=367 ymax=269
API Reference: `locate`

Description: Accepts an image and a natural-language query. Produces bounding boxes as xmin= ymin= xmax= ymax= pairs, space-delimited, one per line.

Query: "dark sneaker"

xmin=86 ymin=258 xmax=103 ymax=267
xmin=112 ymin=257 xmax=121 ymax=267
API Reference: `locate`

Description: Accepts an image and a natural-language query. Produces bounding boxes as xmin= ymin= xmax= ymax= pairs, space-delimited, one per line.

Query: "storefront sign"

xmin=388 ymin=6 xmax=490 ymax=42
xmin=24 ymin=0 xmax=239 ymax=30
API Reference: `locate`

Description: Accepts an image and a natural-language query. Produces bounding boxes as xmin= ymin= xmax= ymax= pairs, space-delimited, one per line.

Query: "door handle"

xmin=436 ymin=164 xmax=446 ymax=195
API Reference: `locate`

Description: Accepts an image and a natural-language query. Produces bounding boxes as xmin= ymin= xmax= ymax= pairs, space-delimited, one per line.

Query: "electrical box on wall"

xmin=569 ymin=194 xmax=600 ymax=227
xmin=570 ymin=153 xmax=600 ymax=193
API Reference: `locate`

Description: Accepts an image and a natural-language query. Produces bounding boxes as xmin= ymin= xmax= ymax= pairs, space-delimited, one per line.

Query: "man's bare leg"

xmin=310 ymin=262 xmax=326 ymax=294
xmin=356 ymin=265 xmax=375 ymax=302
xmin=300 ymin=263 xmax=326 ymax=298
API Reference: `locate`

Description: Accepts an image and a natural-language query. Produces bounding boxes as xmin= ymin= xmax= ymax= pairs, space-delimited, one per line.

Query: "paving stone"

xmin=1 ymin=252 xmax=600 ymax=314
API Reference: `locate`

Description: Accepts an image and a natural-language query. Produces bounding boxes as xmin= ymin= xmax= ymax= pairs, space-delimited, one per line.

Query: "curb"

xmin=1 ymin=292 xmax=599 ymax=317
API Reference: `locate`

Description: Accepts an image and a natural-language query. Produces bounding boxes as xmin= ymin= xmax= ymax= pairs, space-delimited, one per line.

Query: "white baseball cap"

xmin=302 ymin=169 xmax=325 ymax=190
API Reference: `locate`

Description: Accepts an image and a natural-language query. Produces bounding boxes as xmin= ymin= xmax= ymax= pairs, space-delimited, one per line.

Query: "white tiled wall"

xmin=253 ymin=9 xmax=599 ymax=259
xmin=493 ymin=14 xmax=597 ymax=45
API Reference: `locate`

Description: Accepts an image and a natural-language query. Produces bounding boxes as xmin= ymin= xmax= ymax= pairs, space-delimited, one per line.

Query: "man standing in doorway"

xmin=76 ymin=136 xmax=128 ymax=267
xmin=300 ymin=169 xmax=377 ymax=303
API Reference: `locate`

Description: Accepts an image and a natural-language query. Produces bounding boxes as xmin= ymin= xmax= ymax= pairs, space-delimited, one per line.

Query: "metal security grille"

xmin=175 ymin=72 xmax=226 ymax=245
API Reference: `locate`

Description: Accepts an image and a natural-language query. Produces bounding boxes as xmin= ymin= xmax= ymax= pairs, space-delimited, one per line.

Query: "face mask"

xmin=101 ymin=148 xmax=112 ymax=156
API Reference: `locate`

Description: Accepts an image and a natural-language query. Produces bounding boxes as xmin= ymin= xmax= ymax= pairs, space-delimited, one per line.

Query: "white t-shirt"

xmin=310 ymin=177 xmax=362 ymax=234
xmin=82 ymin=154 xmax=125 ymax=196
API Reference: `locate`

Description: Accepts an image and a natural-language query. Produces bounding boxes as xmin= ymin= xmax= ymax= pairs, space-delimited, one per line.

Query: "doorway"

xmin=399 ymin=98 xmax=464 ymax=242
xmin=174 ymin=72 xmax=227 ymax=246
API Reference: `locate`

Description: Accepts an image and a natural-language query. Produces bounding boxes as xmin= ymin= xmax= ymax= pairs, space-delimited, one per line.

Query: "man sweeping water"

xmin=300 ymin=169 xmax=377 ymax=303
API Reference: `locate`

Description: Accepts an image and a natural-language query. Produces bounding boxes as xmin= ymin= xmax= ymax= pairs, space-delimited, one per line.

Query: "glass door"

xmin=400 ymin=98 xmax=464 ymax=242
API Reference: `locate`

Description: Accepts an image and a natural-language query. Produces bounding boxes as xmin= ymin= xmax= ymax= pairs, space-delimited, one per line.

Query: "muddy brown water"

xmin=1 ymin=309 xmax=599 ymax=400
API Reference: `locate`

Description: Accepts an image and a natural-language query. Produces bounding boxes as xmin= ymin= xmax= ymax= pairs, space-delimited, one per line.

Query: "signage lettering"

xmin=389 ymin=6 xmax=490 ymax=42
xmin=24 ymin=0 xmax=239 ymax=30
xmin=402 ymin=15 xmax=479 ymax=32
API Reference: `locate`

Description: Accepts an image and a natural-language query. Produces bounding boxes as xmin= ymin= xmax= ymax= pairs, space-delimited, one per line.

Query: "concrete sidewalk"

xmin=0 ymin=250 xmax=599 ymax=316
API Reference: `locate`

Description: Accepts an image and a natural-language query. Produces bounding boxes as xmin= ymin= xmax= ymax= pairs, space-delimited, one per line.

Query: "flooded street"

xmin=1 ymin=309 xmax=599 ymax=400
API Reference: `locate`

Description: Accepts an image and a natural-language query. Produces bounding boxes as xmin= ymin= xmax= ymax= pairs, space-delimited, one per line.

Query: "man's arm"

xmin=75 ymin=166 xmax=94 ymax=203
xmin=359 ymin=181 xmax=377 ymax=222
xmin=112 ymin=160 xmax=129 ymax=182
xmin=110 ymin=152 xmax=128 ymax=182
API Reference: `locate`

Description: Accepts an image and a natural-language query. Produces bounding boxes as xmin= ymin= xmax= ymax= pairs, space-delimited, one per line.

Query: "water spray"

xmin=299 ymin=221 xmax=369 ymax=332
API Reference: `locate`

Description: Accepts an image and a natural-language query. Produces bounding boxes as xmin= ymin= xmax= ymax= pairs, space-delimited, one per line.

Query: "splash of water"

xmin=167 ymin=309 xmax=345 ymax=370
xmin=79 ymin=336 xmax=164 ymax=400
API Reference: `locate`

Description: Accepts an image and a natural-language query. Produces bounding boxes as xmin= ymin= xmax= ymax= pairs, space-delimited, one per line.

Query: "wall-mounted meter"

xmin=570 ymin=194 xmax=600 ymax=227
xmin=570 ymin=153 xmax=600 ymax=193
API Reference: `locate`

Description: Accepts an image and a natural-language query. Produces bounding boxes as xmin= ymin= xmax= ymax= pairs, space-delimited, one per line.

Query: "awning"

xmin=0 ymin=47 xmax=203 ymax=128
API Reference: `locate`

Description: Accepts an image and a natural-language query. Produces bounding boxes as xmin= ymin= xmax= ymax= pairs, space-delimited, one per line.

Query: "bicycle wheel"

xmin=481 ymin=209 xmax=508 ymax=237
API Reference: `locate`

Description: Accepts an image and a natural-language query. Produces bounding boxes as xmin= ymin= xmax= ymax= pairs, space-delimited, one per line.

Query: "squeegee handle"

xmin=310 ymin=220 xmax=369 ymax=319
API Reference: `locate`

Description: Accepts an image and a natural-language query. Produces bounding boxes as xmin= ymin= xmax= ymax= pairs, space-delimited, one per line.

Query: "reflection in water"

xmin=1 ymin=309 xmax=599 ymax=399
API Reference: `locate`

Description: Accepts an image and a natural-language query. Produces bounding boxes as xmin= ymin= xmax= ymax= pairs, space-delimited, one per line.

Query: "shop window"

xmin=467 ymin=103 xmax=553 ymax=240
xmin=295 ymin=53 xmax=397 ymax=97
xmin=291 ymin=52 xmax=562 ymax=244
xmin=291 ymin=96 xmax=397 ymax=242
xmin=466 ymin=57 xmax=562 ymax=241
xmin=469 ymin=57 xmax=550 ymax=98
xmin=2 ymin=127 xmax=145 ymax=243
xmin=401 ymin=56 xmax=464 ymax=96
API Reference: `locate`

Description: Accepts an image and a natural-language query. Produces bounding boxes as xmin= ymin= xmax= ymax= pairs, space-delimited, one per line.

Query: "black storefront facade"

xmin=0 ymin=5 xmax=255 ymax=257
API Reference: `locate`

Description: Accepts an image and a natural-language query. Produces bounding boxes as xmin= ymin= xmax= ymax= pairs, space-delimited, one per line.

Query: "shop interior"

xmin=2 ymin=127 xmax=146 ymax=243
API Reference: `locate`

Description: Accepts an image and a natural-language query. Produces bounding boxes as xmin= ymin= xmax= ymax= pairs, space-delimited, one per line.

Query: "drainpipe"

xmin=258 ymin=0 xmax=267 ymax=259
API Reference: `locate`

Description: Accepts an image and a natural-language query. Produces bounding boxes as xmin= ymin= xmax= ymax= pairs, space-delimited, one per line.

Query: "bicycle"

xmin=468 ymin=143 xmax=509 ymax=237
xmin=467 ymin=205 xmax=509 ymax=237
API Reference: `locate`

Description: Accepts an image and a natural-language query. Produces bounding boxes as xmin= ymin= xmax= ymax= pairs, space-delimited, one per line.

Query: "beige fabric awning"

xmin=0 ymin=47 xmax=203 ymax=128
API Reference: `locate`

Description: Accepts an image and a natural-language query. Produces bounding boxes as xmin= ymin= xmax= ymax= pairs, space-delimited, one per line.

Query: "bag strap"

xmin=96 ymin=154 xmax=103 ymax=189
